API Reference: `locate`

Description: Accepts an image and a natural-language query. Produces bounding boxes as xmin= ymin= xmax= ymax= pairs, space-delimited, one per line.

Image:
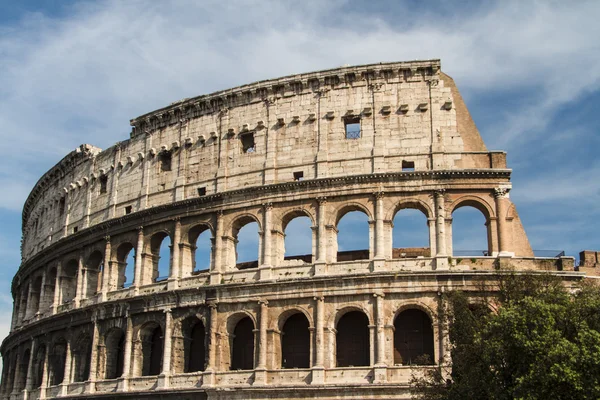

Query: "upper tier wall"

xmin=21 ymin=60 xmax=505 ymax=262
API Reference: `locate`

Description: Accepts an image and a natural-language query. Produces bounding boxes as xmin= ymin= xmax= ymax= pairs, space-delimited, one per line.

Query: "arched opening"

xmin=231 ymin=317 xmax=254 ymax=370
xmin=116 ymin=242 xmax=135 ymax=289
xmin=32 ymin=344 xmax=46 ymax=388
xmin=29 ymin=276 xmax=43 ymax=315
xmin=150 ymin=232 xmax=171 ymax=282
xmin=188 ymin=225 xmax=212 ymax=274
xmin=394 ymin=309 xmax=434 ymax=365
xmin=336 ymin=210 xmax=370 ymax=262
xmin=72 ymin=335 xmax=92 ymax=382
xmin=392 ymin=208 xmax=430 ymax=258
xmin=18 ymin=284 xmax=29 ymax=322
xmin=141 ymin=325 xmax=163 ymax=376
xmin=452 ymin=204 xmax=490 ymax=256
xmin=49 ymin=339 xmax=67 ymax=386
xmin=233 ymin=218 xmax=260 ymax=269
xmin=16 ymin=348 xmax=30 ymax=391
xmin=183 ymin=318 xmax=206 ymax=373
xmin=283 ymin=216 xmax=313 ymax=263
xmin=61 ymin=259 xmax=78 ymax=303
xmin=281 ymin=313 xmax=310 ymax=368
xmin=104 ymin=328 xmax=125 ymax=379
xmin=336 ymin=311 xmax=370 ymax=367
xmin=86 ymin=251 xmax=104 ymax=296
xmin=44 ymin=268 xmax=57 ymax=311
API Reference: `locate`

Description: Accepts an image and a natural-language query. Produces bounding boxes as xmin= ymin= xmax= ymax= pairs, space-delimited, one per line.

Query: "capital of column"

xmin=104 ymin=235 xmax=111 ymax=243
xmin=171 ymin=216 xmax=181 ymax=222
xmin=263 ymin=202 xmax=273 ymax=211
xmin=434 ymin=189 xmax=446 ymax=198
xmin=258 ymin=299 xmax=269 ymax=306
xmin=313 ymin=296 xmax=324 ymax=302
xmin=207 ymin=301 xmax=218 ymax=309
xmin=373 ymin=292 xmax=385 ymax=298
xmin=216 ymin=209 xmax=224 ymax=217
xmin=494 ymin=187 xmax=510 ymax=199
xmin=373 ymin=191 xmax=385 ymax=199
xmin=316 ymin=196 xmax=327 ymax=205
xmin=163 ymin=308 xmax=172 ymax=315
xmin=137 ymin=226 xmax=144 ymax=233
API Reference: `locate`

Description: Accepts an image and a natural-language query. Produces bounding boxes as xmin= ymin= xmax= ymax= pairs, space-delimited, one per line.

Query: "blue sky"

xmin=1 ymin=0 xmax=599 ymax=344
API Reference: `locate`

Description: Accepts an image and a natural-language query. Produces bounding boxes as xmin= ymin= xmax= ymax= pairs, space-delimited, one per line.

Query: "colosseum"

xmin=0 ymin=59 xmax=584 ymax=400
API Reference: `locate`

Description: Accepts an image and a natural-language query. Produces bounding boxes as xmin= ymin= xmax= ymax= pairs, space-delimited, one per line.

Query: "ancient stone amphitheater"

xmin=1 ymin=60 xmax=580 ymax=400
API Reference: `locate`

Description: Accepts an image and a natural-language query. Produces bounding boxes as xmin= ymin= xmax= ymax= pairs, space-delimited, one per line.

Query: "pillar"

xmin=74 ymin=254 xmax=84 ymax=307
xmin=38 ymin=345 xmax=50 ymax=400
xmin=494 ymin=188 xmax=513 ymax=256
xmin=254 ymin=300 xmax=268 ymax=385
xmin=159 ymin=308 xmax=172 ymax=388
xmin=311 ymin=296 xmax=325 ymax=384
xmin=25 ymin=340 xmax=37 ymax=392
xmin=260 ymin=203 xmax=273 ymax=280
xmin=203 ymin=302 xmax=218 ymax=387
xmin=315 ymin=198 xmax=327 ymax=274
xmin=434 ymin=190 xmax=448 ymax=269
xmin=210 ymin=211 xmax=223 ymax=285
xmin=52 ymin=261 xmax=62 ymax=314
xmin=168 ymin=219 xmax=181 ymax=290
xmin=121 ymin=311 xmax=133 ymax=391
xmin=59 ymin=339 xmax=72 ymax=395
xmin=101 ymin=236 xmax=111 ymax=300
xmin=87 ymin=316 xmax=100 ymax=393
xmin=373 ymin=192 xmax=386 ymax=272
xmin=38 ymin=270 xmax=47 ymax=316
xmin=133 ymin=227 xmax=144 ymax=293
xmin=427 ymin=218 xmax=437 ymax=257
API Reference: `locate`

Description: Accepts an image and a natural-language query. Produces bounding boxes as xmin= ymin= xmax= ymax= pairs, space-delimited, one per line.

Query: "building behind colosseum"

xmin=0 ymin=59 xmax=586 ymax=400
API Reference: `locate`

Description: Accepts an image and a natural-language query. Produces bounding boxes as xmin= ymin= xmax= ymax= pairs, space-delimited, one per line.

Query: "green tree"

xmin=412 ymin=274 xmax=600 ymax=400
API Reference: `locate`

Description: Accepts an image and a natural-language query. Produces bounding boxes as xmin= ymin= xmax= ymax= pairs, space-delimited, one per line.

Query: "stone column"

xmin=121 ymin=311 xmax=133 ymax=391
xmin=86 ymin=315 xmax=100 ymax=393
xmin=159 ymin=308 xmax=172 ymax=388
xmin=203 ymin=302 xmax=218 ymax=387
xmin=59 ymin=339 xmax=72 ymax=395
xmin=373 ymin=293 xmax=387 ymax=382
xmin=52 ymin=261 xmax=62 ymax=314
xmin=101 ymin=236 xmax=111 ymax=300
xmin=38 ymin=270 xmax=47 ymax=317
xmin=434 ymin=190 xmax=448 ymax=269
xmin=427 ymin=218 xmax=437 ymax=257
xmin=74 ymin=254 xmax=84 ymax=307
xmin=24 ymin=339 xmax=37 ymax=392
xmin=133 ymin=227 xmax=144 ymax=293
xmin=373 ymin=192 xmax=386 ymax=271
xmin=311 ymin=296 xmax=325 ymax=384
xmin=38 ymin=345 xmax=50 ymax=400
xmin=259 ymin=203 xmax=273 ymax=280
xmin=168 ymin=219 xmax=181 ymax=290
xmin=494 ymin=188 xmax=513 ymax=256
xmin=315 ymin=197 xmax=327 ymax=275
xmin=210 ymin=211 xmax=223 ymax=285
xmin=254 ymin=300 xmax=268 ymax=385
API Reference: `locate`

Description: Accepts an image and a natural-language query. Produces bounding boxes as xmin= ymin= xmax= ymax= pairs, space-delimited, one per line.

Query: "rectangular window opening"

xmin=293 ymin=171 xmax=304 ymax=181
xmin=125 ymin=206 xmax=132 ymax=215
xmin=241 ymin=132 xmax=255 ymax=153
xmin=344 ymin=117 xmax=361 ymax=139
xmin=73 ymin=226 xmax=78 ymax=233
xmin=197 ymin=187 xmax=206 ymax=196
xmin=59 ymin=197 xmax=66 ymax=215
xmin=99 ymin=175 xmax=108 ymax=194
xmin=160 ymin=151 xmax=172 ymax=171
xmin=402 ymin=161 xmax=415 ymax=172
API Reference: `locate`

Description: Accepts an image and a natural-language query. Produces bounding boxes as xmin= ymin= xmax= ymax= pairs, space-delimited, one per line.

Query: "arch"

xmin=15 ymin=348 xmax=30 ymax=391
xmin=85 ymin=250 xmax=104 ymax=296
xmin=32 ymin=344 xmax=46 ymax=388
xmin=139 ymin=323 xmax=163 ymax=376
xmin=281 ymin=312 xmax=310 ymax=368
xmin=49 ymin=338 xmax=67 ymax=386
xmin=393 ymin=308 xmax=434 ymax=365
xmin=336 ymin=207 xmax=371 ymax=262
xmin=44 ymin=267 xmax=57 ymax=311
xmin=149 ymin=231 xmax=171 ymax=282
xmin=332 ymin=202 xmax=373 ymax=226
xmin=29 ymin=275 xmax=43 ymax=315
xmin=392 ymin=207 xmax=430 ymax=258
xmin=228 ymin=213 xmax=262 ymax=236
xmin=387 ymin=198 xmax=433 ymax=221
xmin=451 ymin=202 xmax=491 ymax=256
xmin=115 ymin=242 xmax=135 ymax=289
xmin=182 ymin=316 xmax=206 ymax=373
xmin=281 ymin=209 xmax=315 ymax=232
xmin=104 ymin=328 xmax=125 ymax=379
xmin=18 ymin=283 xmax=29 ymax=322
xmin=336 ymin=311 xmax=370 ymax=367
xmin=282 ymin=213 xmax=313 ymax=263
xmin=449 ymin=196 xmax=494 ymax=220
xmin=72 ymin=334 xmax=92 ymax=382
xmin=230 ymin=316 xmax=255 ymax=370
xmin=231 ymin=215 xmax=261 ymax=269
xmin=60 ymin=259 xmax=78 ymax=303
xmin=188 ymin=224 xmax=213 ymax=274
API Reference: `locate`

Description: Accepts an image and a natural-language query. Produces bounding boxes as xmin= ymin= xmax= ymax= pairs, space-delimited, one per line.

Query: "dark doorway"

xmin=186 ymin=321 xmax=206 ymax=372
xmin=394 ymin=309 xmax=434 ymax=365
xmin=231 ymin=317 xmax=254 ymax=370
xmin=281 ymin=313 xmax=310 ymax=368
xmin=336 ymin=311 xmax=370 ymax=367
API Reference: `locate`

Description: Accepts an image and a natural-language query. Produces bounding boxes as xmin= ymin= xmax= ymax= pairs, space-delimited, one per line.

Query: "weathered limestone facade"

xmin=1 ymin=60 xmax=581 ymax=400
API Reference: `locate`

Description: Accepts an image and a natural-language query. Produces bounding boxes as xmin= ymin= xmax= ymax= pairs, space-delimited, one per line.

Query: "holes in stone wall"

xmin=401 ymin=160 xmax=415 ymax=172
xmin=141 ymin=325 xmax=163 ymax=376
xmin=240 ymin=132 xmax=255 ymax=153
xmin=160 ymin=151 xmax=172 ymax=172
xmin=281 ymin=313 xmax=310 ymax=368
xmin=231 ymin=317 xmax=254 ymax=370
xmin=50 ymin=339 xmax=67 ymax=385
xmin=293 ymin=171 xmax=304 ymax=181
xmin=104 ymin=328 xmax=125 ymax=379
xmin=72 ymin=335 xmax=92 ymax=382
xmin=183 ymin=318 xmax=206 ymax=373
xmin=336 ymin=311 xmax=369 ymax=367
xmin=197 ymin=187 xmax=206 ymax=196
xmin=32 ymin=345 xmax=46 ymax=388
xmin=344 ymin=117 xmax=361 ymax=139
xmin=393 ymin=309 xmax=434 ymax=365
xmin=125 ymin=205 xmax=132 ymax=215
xmin=99 ymin=175 xmax=108 ymax=194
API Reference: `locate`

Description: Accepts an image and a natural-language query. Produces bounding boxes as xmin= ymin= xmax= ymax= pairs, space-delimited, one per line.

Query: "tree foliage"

xmin=412 ymin=274 xmax=600 ymax=400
